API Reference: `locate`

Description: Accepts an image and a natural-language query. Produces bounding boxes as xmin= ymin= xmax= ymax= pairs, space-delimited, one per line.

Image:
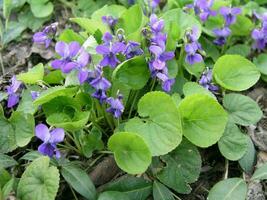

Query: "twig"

xmin=224 ymin=159 xmax=229 ymax=179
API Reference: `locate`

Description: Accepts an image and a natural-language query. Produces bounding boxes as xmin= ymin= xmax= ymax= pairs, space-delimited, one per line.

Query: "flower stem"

xmin=128 ymin=90 xmax=139 ymax=119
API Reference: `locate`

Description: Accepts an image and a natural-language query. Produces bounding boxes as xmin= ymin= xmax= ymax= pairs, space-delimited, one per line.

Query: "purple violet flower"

xmin=251 ymin=29 xmax=266 ymax=50
xmin=213 ymin=27 xmax=231 ymax=46
xmin=102 ymin=16 xmax=118 ymax=31
xmin=185 ymin=42 xmax=203 ymax=65
xmin=184 ymin=27 xmax=203 ymax=65
xmin=147 ymin=14 xmax=175 ymax=92
xmin=251 ymin=13 xmax=267 ymax=51
xmin=150 ymin=0 xmax=160 ymax=9
xmin=90 ymin=67 xmax=111 ymax=104
xmin=199 ymin=69 xmax=218 ymax=92
xmin=33 ymin=22 xmax=58 ymax=48
xmin=124 ymin=41 xmax=144 ymax=59
xmin=219 ymin=7 xmax=242 ymax=26
xmin=96 ymin=32 xmax=126 ymax=68
xmin=31 ymin=91 xmax=40 ymax=101
xmin=35 ymin=124 xmax=65 ymax=158
xmin=106 ymin=94 xmax=124 ymax=118
xmin=51 ymin=41 xmax=91 ymax=83
xmin=6 ymin=76 xmax=22 ymax=108
xmin=189 ymin=0 xmax=216 ymax=22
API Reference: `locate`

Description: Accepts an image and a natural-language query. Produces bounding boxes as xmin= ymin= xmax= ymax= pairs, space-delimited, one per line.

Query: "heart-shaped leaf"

xmin=125 ymin=91 xmax=182 ymax=156
xmin=17 ymin=156 xmax=60 ymax=200
xmin=213 ymin=55 xmax=260 ymax=91
xmin=108 ymin=132 xmax=152 ymax=174
xmin=98 ymin=191 xmax=130 ymax=200
xmin=208 ymin=178 xmax=247 ymax=200
xmin=218 ymin=122 xmax=248 ymax=161
xmin=251 ymin=162 xmax=267 ymax=181
xmin=178 ymin=94 xmax=228 ymax=147
xmin=156 ymin=139 xmax=201 ymax=194
xmin=223 ymin=93 xmax=263 ymax=126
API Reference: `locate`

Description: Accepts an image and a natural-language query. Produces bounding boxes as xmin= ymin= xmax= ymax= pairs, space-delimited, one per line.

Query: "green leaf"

xmin=70 ymin=17 xmax=108 ymax=34
xmin=238 ymin=136 xmax=256 ymax=174
xmin=184 ymin=60 xmax=205 ymax=78
xmin=1 ymin=177 xmax=16 ymax=199
xmin=223 ymin=93 xmax=263 ymax=126
xmin=17 ymin=63 xmax=44 ymax=84
xmin=108 ymin=132 xmax=152 ymax=174
xmin=98 ymin=191 xmax=130 ymax=200
xmin=225 ymin=44 xmax=251 ymax=57
xmin=0 ymin=168 xmax=11 ymax=189
xmin=2 ymin=21 xmax=27 ymax=45
xmin=20 ymin=151 xmax=43 ymax=161
xmin=10 ymin=111 xmax=34 ymax=147
xmin=117 ymin=4 xmax=147 ymax=41
xmin=230 ymin=15 xmax=254 ymax=36
xmin=251 ymin=162 xmax=267 ymax=181
xmin=18 ymin=8 xmax=50 ymax=31
xmin=61 ymin=163 xmax=96 ymax=200
xmin=0 ymin=114 xmax=16 ymax=153
xmin=58 ymin=29 xmax=85 ymax=44
xmin=162 ymin=8 xmax=201 ymax=50
xmin=199 ymin=37 xmax=220 ymax=61
xmin=80 ymin=128 xmax=104 ymax=158
xmin=153 ymin=181 xmax=175 ymax=200
xmin=103 ymin=175 xmax=152 ymax=200
xmin=17 ymin=89 xmax=36 ymax=115
xmin=112 ymin=56 xmax=150 ymax=90
xmin=43 ymin=70 xmax=64 ymax=85
xmin=0 ymin=154 xmax=17 ymax=168
xmin=17 ymin=156 xmax=60 ymax=200
xmin=178 ymin=94 xmax=228 ymax=147
xmin=213 ymin=55 xmax=260 ymax=91
xmin=183 ymin=82 xmax=216 ymax=99
xmin=218 ymin=122 xmax=248 ymax=161
xmin=253 ymin=53 xmax=267 ymax=75
xmin=125 ymin=91 xmax=182 ymax=156
xmin=33 ymin=86 xmax=78 ymax=106
xmin=47 ymin=111 xmax=90 ymax=131
xmin=29 ymin=0 xmax=53 ymax=18
xmin=91 ymin=5 xmax=126 ymax=21
xmin=208 ymin=178 xmax=247 ymax=200
xmin=157 ymin=139 xmax=201 ymax=194
xmin=3 ymin=0 xmax=12 ymax=19
xmin=42 ymin=96 xmax=81 ymax=117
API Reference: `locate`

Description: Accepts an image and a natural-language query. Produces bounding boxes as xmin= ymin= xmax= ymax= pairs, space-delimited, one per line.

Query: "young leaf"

xmin=208 ymin=178 xmax=247 ymax=200
xmin=29 ymin=0 xmax=54 ymax=18
xmin=156 ymin=139 xmax=201 ymax=194
xmin=230 ymin=15 xmax=254 ymax=36
xmin=223 ymin=93 xmax=263 ymax=126
xmin=61 ymin=163 xmax=96 ymax=200
xmin=70 ymin=18 xmax=108 ymax=34
xmin=225 ymin=44 xmax=251 ymax=57
xmin=46 ymin=111 xmax=90 ymax=131
xmin=33 ymin=86 xmax=78 ymax=106
xmin=91 ymin=4 xmax=126 ymax=21
xmin=183 ymin=82 xmax=216 ymax=99
xmin=153 ymin=181 xmax=175 ymax=200
xmin=58 ymin=29 xmax=85 ymax=44
xmin=238 ymin=136 xmax=256 ymax=174
xmin=125 ymin=91 xmax=183 ymax=156
xmin=218 ymin=122 xmax=248 ymax=161
xmin=103 ymin=175 xmax=152 ymax=200
xmin=178 ymin=94 xmax=228 ymax=147
xmin=98 ymin=191 xmax=130 ymax=200
xmin=108 ymin=132 xmax=152 ymax=174
xmin=17 ymin=63 xmax=44 ymax=84
xmin=213 ymin=55 xmax=260 ymax=91
xmin=112 ymin=56 xmax=150 ymax=90
xmin=117 ymin=4 xmax=147 ymax=41
xmin=17 ymin=156 xmax=60 ymax=200
xmin=0 ymin=154 xmax=17 ymax=168
xmin=162 ymin=8 xmax=201 ymax=50
xmin=251 ymin=162 xmax=267 ymax=181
